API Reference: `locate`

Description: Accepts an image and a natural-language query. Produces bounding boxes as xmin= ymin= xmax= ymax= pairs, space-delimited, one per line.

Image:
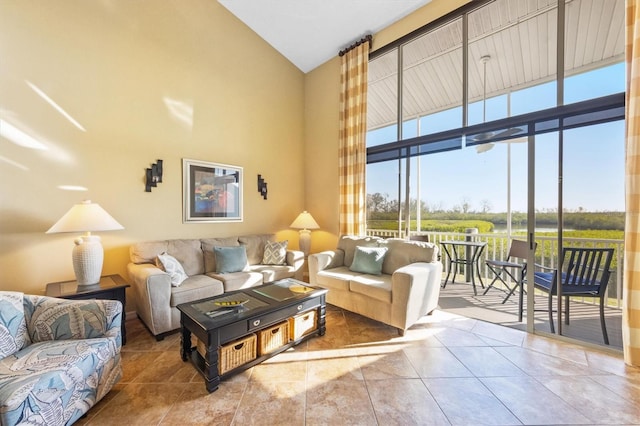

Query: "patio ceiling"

xmin=367 ymin=0 xmax=625 ymax=131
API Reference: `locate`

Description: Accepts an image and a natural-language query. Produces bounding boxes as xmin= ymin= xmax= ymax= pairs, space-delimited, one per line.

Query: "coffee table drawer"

xmin=247 ymin=299 xmax=320 ymax=332
xmin=218 ymin=321 xmax=250 ymax=343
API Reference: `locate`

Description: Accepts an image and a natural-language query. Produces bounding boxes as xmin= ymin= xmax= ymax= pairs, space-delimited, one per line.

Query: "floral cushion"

xmin=24 ymin=295 xmax=123 ymax=345
xmin=0 ymin=292 xmax=29 ymax=360
xmin=0 ymin=338 xmax=122 ymax=426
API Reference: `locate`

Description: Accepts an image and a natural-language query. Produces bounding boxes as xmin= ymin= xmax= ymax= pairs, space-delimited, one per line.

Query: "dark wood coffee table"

xmin=177 ymin=278 xmax=327 ymax=392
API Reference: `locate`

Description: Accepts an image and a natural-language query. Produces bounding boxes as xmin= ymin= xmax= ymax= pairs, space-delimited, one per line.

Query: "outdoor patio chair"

xmin=483 ymin=240 xmax=530 ymax=306
xmin=532 ymin=247 xmax=614 ymax=345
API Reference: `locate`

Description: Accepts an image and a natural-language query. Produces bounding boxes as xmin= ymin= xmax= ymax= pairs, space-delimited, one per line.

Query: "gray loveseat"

xmin=308 ymin=236 xmax=442 ymax=334
xmin=127 ymin=234 xmax=304 ymax=339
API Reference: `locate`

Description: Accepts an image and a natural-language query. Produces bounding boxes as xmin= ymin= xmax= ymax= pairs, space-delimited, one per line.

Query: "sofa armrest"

xmin=390 ymin=262 xmax=443 ymax=328
xmin=25 ymin=296 xmax=123 ymax=349
xmin=127 ymin=262 xmax=172 ymax=336
xmin=286 ymin=249 xmax=305 ymax=280
xmin=308 ymin=250 xmax=344 ymax=285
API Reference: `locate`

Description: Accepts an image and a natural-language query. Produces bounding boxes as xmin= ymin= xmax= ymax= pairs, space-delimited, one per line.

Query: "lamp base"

xmin=72 ymin=235 xmax=103 ymax=286
xmin=298 ymin=229 xmax=312 ymax=257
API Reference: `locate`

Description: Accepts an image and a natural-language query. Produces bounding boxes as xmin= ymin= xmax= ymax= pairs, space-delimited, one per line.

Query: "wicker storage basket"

xmin=258 ymin=321 xmax=289 ymax=356
xmin=219 ymin=333 xmax=257 ymax=375
xmin=196 ymin=338 xmax=206 ymax=358
xmin=289 ymin=310 xmax=317 ymax=341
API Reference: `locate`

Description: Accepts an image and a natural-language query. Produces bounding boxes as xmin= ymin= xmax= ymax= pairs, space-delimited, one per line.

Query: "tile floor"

xmin=79 ymin=306 xmax=640 ymax=425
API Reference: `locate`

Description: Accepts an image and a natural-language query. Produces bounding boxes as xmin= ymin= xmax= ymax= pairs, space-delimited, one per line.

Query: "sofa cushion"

xmin=130 ymin=239 xmax=204 ymax=276
xmin=262 ymin=240 xmax=288 ymax=265
xmin=214 ymin=246 xmax=249 ymax=273
xmin=349 ymin=246 xmax=388 ymax=275
xmin=207 ymin=271 xmax=263 ymax=292
xmin=349 ymin=275 xmax=392 ymax=303
xmin=130 ymin=240 xmax=168 ymax=264
xmin=170 ymin=275 xmax=224 ymax=307
xmin=249 ymin=264 xmax=294 ymax=283
xmin=380 ymin=239 xmax=439 ymax=275
xmin=337 ymin=235 xmax=381 ymax=267
xmin=0 ymin=291 xmax=29 ymax=360
xmin=156 ymin=252 xmax=188 ymax=286
xmin=24 ymin=297 xmax=122 ymax=343
xmin=201 ymin=237 xmax=240 ymax=273
xmin=167 ymin=240 xmax=205 ymax=276
xmin=315 ymin=266 xmax=359 ymax=291
xmin=0 ymin=338 xmax=121 ymax=426
xmin=239 ymin=234 xmax=275 ymax=265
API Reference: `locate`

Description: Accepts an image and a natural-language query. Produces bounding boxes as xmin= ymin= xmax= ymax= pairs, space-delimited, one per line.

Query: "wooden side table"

xmin=45 ymin=274 xmax=130 ymax=344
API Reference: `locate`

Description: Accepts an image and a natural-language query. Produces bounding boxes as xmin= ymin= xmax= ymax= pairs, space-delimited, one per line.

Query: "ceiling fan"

xmin=473 ymin=55 xmax=522 ymax=148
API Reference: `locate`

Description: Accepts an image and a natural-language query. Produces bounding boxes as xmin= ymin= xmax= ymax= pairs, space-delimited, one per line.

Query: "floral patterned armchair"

xmin=0 ymin=291 xmax=122 ymax=425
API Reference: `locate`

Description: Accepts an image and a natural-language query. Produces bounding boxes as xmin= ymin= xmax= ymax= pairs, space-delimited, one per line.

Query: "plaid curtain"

xmin=339 ymin=42 xmax=369 ymax=236
xmin=624 ymin=0 xmax=640 ymax=366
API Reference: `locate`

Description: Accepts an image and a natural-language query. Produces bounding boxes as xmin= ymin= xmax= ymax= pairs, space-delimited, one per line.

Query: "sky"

xmin=366 ymin=62 xmax=625 ymax=214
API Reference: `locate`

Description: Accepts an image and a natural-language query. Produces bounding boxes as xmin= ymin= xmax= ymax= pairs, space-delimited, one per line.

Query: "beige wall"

xmin=303 ymin=0 xmax=471 ymax=253
xmin=0 ymin=1 xmax=305 ymax=311
xmin=0 ymin=0 xmax=470 ymax=312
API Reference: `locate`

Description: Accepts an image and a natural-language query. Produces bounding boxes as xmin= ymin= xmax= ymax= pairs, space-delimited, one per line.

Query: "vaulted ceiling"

xmin=217 ymin=0 xmax=433 ymax=73
xmin=367 ymin=0 xmax=625 ymax=130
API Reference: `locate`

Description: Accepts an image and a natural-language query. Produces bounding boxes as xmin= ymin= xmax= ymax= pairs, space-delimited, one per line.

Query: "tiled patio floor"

xmin=438 ymin=281 xmax=623 ymax=350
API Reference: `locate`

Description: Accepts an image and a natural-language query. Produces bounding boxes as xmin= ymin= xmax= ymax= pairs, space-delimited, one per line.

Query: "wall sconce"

xmin=257 ymin=174 xmax=267 ymax=200
xmin=145 ymin=159 xmax=163 ymax=192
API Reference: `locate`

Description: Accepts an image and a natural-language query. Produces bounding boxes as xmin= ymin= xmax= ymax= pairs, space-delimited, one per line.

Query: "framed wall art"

xmin=183 ymin=159 xmax=243 ymax=223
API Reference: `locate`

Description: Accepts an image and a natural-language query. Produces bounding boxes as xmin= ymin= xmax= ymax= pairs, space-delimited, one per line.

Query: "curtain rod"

xmin=339 ymin=34 xmax=372 ymax=57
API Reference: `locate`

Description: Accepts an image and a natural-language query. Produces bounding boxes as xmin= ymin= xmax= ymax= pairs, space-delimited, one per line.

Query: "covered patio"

xmin=367 ymin=229 xmax=624 ymax=351
xmin=438 ymin=281 xmax=623 ymax=350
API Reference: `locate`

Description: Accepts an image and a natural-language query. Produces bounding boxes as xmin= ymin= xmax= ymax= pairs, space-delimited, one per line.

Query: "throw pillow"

xmin=214 ymin=246 xmax=249 ymax=273
xmin=156 ymin=252 xmax=188 ymax=287
xmin=349 ymin=246 xmax=388 ymax=276
xmin=262 ymin=240 xmax=288 ymax=265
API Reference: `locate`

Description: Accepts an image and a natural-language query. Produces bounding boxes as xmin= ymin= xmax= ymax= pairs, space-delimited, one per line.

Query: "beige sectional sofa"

xmin=308 ymin=236 xmax=442 ymax=334
xmin=127 ymin=234 xmax=303 ymax=339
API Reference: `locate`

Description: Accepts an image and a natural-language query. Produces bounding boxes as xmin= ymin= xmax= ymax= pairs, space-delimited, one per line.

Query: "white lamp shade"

xmin=46 ymin=200 xmax=123 ymax=234
xmin=290 ymin=211 xmax=319 ymax=230
xmin=47 ymin=200 xmax=123 ymax=286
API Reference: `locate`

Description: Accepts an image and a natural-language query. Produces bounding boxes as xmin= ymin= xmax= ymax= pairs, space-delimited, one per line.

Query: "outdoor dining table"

xmin=440 ymin=240 xmax=488 ymax=295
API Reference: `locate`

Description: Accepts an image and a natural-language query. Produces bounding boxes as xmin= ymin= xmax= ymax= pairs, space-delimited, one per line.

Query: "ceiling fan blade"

xmin=472 ymin=131 xmax=494 ymax=141
xmin=492 ymin=127 xmax=522 ymax=139
xmin=476 ymin=143 xmax=495 ymax=153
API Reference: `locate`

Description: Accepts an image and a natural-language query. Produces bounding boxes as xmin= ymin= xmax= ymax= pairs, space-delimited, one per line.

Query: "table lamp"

xmin=290 ymin=211 xmax=319 ymax=257
xmin=46 ymin=200 xmax=124 ymax=287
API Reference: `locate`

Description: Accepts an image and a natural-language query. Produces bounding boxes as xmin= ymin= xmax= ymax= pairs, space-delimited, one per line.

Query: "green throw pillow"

xmin=349 ymin=246 xmax=388 ymax=275
xmin=214 ymin=246 xmax=249 ymax=274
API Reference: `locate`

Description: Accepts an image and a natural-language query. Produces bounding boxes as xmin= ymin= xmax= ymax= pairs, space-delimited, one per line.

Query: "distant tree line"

xmin=367 ymin=193 xmax=625 ymax=231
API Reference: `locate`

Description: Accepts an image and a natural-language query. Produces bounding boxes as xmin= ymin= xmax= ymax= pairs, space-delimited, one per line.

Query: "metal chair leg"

xmin=442 ymin=261 xmax=453 ymax=288
xmin=600 ymin=295 xmax=609 ymax=345
xmin=548 ymin=292 xmax=555 ymax=334
xmin=482 ymin=272 xmax=502 ymax=295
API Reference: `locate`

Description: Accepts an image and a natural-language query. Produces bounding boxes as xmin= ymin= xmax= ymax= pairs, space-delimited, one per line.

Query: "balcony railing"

xmin=366 ymin=229 xmax=624 ymax=308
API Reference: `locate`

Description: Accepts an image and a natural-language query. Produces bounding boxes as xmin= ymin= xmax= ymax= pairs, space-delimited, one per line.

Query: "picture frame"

xmin=183 ymin=159 xmax=243 ymax=223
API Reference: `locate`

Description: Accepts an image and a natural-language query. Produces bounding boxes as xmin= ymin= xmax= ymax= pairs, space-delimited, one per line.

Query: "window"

xmin=366 ymin=0 xmax=624 ymax=237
